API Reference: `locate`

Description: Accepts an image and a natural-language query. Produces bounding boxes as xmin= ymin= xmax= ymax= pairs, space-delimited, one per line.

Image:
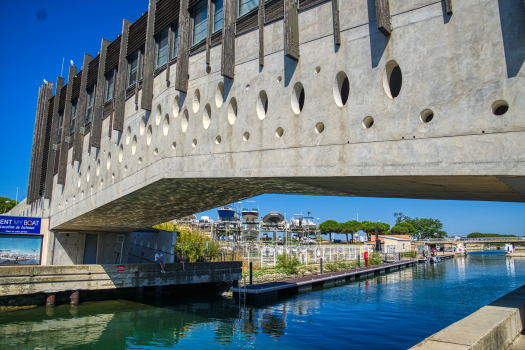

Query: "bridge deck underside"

xmin=53 ymin=175 xmax=523 ymax=232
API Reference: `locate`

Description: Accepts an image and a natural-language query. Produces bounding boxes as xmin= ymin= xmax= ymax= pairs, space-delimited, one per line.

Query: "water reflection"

xmin=1 ymin=252 xmax=525 ymax=350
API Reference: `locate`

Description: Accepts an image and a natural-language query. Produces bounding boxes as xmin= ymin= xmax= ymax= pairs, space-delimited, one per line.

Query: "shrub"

xmin=276 ymin=253 xmax=301 ymax=275
xmin=368 ymin=252 xmax=383 ymax=266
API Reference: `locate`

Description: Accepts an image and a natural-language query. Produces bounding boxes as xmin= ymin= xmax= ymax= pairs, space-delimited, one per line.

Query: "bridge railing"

xmin=417 ymin=237 xmax=525 ymax=243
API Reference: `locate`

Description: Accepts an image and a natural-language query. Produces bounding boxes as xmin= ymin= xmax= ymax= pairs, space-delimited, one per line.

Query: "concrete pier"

xmin=411 ymin=284 xmax=525 ymax=350
xmin=0 ymin=262 xmax=242 ymax=310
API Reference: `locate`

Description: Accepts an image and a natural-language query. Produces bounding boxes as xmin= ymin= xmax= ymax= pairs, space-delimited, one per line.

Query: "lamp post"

xmin=307 ymin=211 xmax=311 ymax=239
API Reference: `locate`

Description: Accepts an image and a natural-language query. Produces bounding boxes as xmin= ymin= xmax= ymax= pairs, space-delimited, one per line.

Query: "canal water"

xmin=1 ymin=251 xmax=524 ymax=349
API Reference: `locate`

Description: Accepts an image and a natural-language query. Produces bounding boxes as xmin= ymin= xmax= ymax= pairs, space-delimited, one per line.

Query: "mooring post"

xmin=320 ymin=258 xmax=323 ymax=274
xmin=249 ymin=262 xmax=253 ymax=285
xmin=358 ymin=255 xmax=361 ymax=268
xmin=70 ymin=290 xmax=80 ymax=305
xmin=46 ymin=292 xmax=56 ymax=307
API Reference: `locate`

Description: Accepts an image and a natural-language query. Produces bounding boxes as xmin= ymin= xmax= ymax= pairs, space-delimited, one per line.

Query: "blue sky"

xmin=0 ymin=1 xmax=524 ymax=237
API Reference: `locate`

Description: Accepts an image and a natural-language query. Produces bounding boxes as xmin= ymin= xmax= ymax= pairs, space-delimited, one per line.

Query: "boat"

xmin=262 ymin=211 xmax=284 ymax=224
xmin=430 ymin=256 xmax=441 ymax=263
xmin=242 ymin=229 xmax=259 ymax=241
xmin=217 ymin=204 xmax=238 ymax=221
xmin=241 ymin=201 xmax=259 ymax=221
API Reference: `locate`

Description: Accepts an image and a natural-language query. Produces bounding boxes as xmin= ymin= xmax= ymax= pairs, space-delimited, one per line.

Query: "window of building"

xmin=70 ymin=99 xmax=78 ymax=135
xmin=173 ymin=23 xmax=179 ymax=58
xmin=85 ymin=85 xmax=95 ymax=125
xmin=128 ymin=50 xmax=139 ymax=87
xmin=192 ymin=0 xmax=208 ymax=45
xmin=57 ymin=111 xmax=64 ymax=142
xmin=156 ymin=27 xmax=169 ymax=69
xmin=105 ymin=68 xmax=116 ymax=102
xmin=239 ymin=0 xmax=257 ymax=17
xmin=214 ymin=0 xmax=223 ymax=32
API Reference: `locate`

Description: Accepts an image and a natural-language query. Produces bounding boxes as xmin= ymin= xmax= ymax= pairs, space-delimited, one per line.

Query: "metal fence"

xmin=219 ymin=242 xmax=374 ymax=269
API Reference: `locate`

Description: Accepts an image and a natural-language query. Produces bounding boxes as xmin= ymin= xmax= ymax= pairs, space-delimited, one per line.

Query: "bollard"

xmin=46 ymin=293 xmax=56 ymax=307
xmin=320 ymin=258 xmax=323 ymax=274
xmin=358 ymin=255 xmax=360 ymax=268
xmin=70 ymin=291 xmax=80 ymax=305
xmin=249 ymin=262 xmax=253 ymax=285
xmin=399 ymin=252 xmax=401 ymax=261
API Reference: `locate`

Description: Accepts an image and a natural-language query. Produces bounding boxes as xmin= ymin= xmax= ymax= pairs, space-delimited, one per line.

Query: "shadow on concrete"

xmin=284 ymin=56 xmax=298 ymax=87
xmin=223 ymin=77 xmax=233 ymax=101
xmin=441 ymin=1 xmax=452 ymax=24
xmin=498 ymin=0 xmax=525 ymax=78
xmin=178 ymin=92 xmax=186 ymax=113
xmin=368 ymin=0 xmax=390 ymax=68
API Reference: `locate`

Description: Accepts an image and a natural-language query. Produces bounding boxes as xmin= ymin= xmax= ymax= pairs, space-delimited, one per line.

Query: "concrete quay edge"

xmin=410 ymin=285 xmax=525 ymax=350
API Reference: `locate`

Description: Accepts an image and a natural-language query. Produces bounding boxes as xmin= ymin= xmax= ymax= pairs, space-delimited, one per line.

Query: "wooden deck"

xmin=232 ymin=259 xmax=421 ymax=304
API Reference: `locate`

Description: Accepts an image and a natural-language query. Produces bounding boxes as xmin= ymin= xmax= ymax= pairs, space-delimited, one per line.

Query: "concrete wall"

xmin=11 ymin=0 xmax=525 ymax=231
xmin=50 ymin=232 xmax=130 ymax=265
xmin=128 ymin=230 xmax=177 ymax=263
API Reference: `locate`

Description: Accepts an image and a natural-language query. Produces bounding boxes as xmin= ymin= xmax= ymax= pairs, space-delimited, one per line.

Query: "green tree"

xmin=390 ymin=222 xmax=417 ymax=235
xmin=0 ymin=197 xmax=17 ymax=214
xmin=405 ymin=217 xmax=447 ymax=239
xmin=468 ymin=232 xmax=516 ymax=238
xmin=393 ymin=212 xmax=409 ymax=224
xmin=319 ymin=220 xmax=341 ymax=241
xmin=340 ymin=220 xmax=361 ymax=243
xmin=361 ymin=221 xmax=390 ymax=239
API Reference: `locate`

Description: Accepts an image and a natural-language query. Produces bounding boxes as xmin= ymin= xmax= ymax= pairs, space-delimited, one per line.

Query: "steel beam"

xmin=176 ymin=0 xmax=190 ymax=92
xmin=259 ymin=0 xmax=264 ymax=66
xmin=44 ymin=77 xmax=64 ymax=200
xmin=376 ymin=0 xmax=392 ymax=36
xmin=57 ymin=64 xmax=77 ymax=185
xmin=284 ymin=0 xmax=299 ymax=60
xmin=221 ymin=0 xmax=235 ymax=78
xmin=444 ymin=0 xmax=453 ymax=15
xmin=114 ymin=20 xmax=132 ymax=132
xmin=141 ymin=0 xmax=157 ymax=111
xmin=332 ymin=0 xmax=341 ymax=46
xmin=73 ymin=54 xmax=92 ymax=163
xmin=91 ymin=38 xmax=111 ymax=149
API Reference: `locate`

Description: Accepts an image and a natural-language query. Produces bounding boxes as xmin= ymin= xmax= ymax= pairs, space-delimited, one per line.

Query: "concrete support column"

xmin=46 ymin=292 xmax=56 ymax=306
xmin=70 ymin=290 xmax=80 ymax=305
xmin=136 ymin=286 xmax=144 ymax=300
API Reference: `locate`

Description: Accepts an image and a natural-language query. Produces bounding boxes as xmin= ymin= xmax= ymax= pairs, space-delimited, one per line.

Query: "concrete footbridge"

xmin=418 ymin=237 xmax=525 ymax=245
xmin=9 ymin=0 xmax=525 ymax=234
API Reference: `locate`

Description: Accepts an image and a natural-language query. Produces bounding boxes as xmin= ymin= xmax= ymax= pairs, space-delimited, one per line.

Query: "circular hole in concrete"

xmin=216 ymin=82 xmax=224 ymax=108
xmin=146 ymin=125 xmax=153 ymax=146
xmin=291 ymin=82 xmax=305 ymax=115
xmin=215 ymin=135 xmax=221 ymax=144
xmin=96 ymin=160 xmax=100 ymax=176
xmin=315 ymin=122 xmax=325 ymax=133
xmin=155 ymin=104 xmax=162 ymax=125
xmin=154 ymin=148 xmax=158 ymax=156
xmin=203 ymin=104 xmax=211 ymax=129
xmin=333 ymin=71 xmax=350 ymax=107
xmin=192 ymin=89 xmax=200 ymax=113
xmin=315 ymin=66 xmax=321 ymax=73
xmin=140 ymin=115 xmax=146 ymax=135
xmin=206 ymin=65 xmax=211 ymax=74
xmin=138 ymin=157 xmax=142 ymax=165
xmin=383 ymin=60 xmax=402 ymax=99
xmin=228 ymin=97 xmax=237 ymax=125
xmin=277 ymin=76 xmax=282 ymax=83
xmin=173 ymin=95 xmax=180 ymax=117
xmin=257 ymin=90 xmax=268 ymax=120
xmin=112 ymin=173 xmax=115 ymax=179
xmin=363 ymin=116 xmax=374 ymax=129
xmin=78 ymin=173 xmax=81 ymax=188
xmin=181 ymin=109 xmax=189 ymax=133
xmin=106 ymin=152 xmax=111 ymax=170
xmin=131 ymin=135 xmax=137 ymax=155
xmin=275 ymin=127 xmax=284 ymax=138
xmin=87 ymin=167 xmax=90 ymax=182
xmin=492 ymin=100 xmax=509 ymax=115
xmin=126 ymin=126 xmax=131 ymax=145
xmin=119 ymin=145 xmax=123 ymax=163
xmin=163 ymin=114 xmax=170 ymax=135
xmin=172 ymin=142 xmax=176 ymax=149
xmin=124 ymin=166 xmax=128 ymax=172
xmin=243 ymin=132 xmax=250 ymax=142
xmin=420 ymin=109 xmax=434 ymax=123
xmin=192 ymin=139 xmax=197 ymax=147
